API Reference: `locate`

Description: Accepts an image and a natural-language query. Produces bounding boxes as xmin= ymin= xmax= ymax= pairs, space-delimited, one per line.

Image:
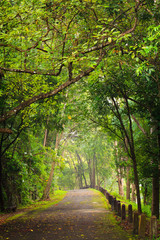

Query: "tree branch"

xmin=0 ymin=128 xmax=13 ymax=134
xmin=0 ymin=64 xmax=64 ymax=76
xmin=131 ymin=115 xmax=147 ymax=136
xmin=0 ymin=51 xmax=106 ymax=123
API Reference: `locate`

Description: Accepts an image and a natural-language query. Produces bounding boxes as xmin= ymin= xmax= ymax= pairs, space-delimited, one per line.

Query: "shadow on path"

xmin=0 ymin=189 xmax=132 ymax=240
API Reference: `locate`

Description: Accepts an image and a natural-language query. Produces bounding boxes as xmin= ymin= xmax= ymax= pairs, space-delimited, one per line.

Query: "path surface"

xmin=0 ymin=189 xmax=131 ymax=240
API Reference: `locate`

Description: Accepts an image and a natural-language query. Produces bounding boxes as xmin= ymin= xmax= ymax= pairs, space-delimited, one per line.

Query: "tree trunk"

xmin=87 ymin=158 xmax=92 ymax=187
xmin=143 ymin=184 xmax=147 ymax=205
xmin=0 ymin=155 xmax=4 ymax=211
xmin=76 ymin=152 xmax=83 ymax=188
xmin=132 ymin=156 xmax=141 ymax=213
xmin=76 ymin=152 xmax=88 ymax=188
xmin=42 ymin=161 xmax=55 ymax=200
xmin=42 ymin=132 xmax=61 ymax=200
xmin=123 ymin=96 xmax=142 ymax=213
xmin=152 ymin=173 xmax=159 ymax=219
xmin=43 ymin=129 xmax=48 ymax=147
xmin=78 ymin=167 xmax=83 ymax=189
xmin=69 ymin=153 xmax=79 ymax=189
xmin=117 ymin=166 xmax=124 ymax=197
xmin=118 ymin=177 xmax=124 ymax=196
xmin=151 ymin=124 xmax=160 ymax=219
xmin=126 ymin=165 xmax=130 ymax=200
xmin=131 ymin=183 xmax=136 ymax=202
xmin=91 ymin=152 xmax=96 ymax=189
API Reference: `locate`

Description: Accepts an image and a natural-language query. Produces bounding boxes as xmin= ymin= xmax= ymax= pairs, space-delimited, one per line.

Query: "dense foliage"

xmin=0 ymin=0 xmax=159 ymax=218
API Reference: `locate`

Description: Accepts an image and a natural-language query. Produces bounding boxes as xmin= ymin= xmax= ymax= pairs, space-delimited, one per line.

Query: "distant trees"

xmin=59 ymin=128 xmax=114 ymax=190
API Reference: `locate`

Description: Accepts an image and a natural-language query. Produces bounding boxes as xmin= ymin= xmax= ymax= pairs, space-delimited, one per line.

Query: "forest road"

xmin=0 ymin=189 xmax=132 ymax=240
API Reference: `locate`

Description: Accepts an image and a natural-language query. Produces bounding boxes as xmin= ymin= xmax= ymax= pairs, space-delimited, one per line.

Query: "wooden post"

xmin=112 ymin=198 xmax=116 ymax=211
xmin=105 ymin=191 xmax=109 ymax=200
xmin=111 ymin=198 xmax=115 ymax=211
xmin=114 ymin=198 xmax=117 ymax=212
xmin=139 ymin=214 xmax=146 ymax=237
xmin=150 ymin=216 xmax=157 ymax=239
xmin=115 ymin=200 xmax=118 ymax=212
xmin=121 ymin=204 xmax=126 ymax=220
xmin=117 ymin=202 xmax=121 ymax=217
xmin=128 ymin=204 xmax=133 ymax=223
xmin=133 ymin=212 xmax=139 ymax=235
xmin=109 ymin=195 xmax=113 ymax=205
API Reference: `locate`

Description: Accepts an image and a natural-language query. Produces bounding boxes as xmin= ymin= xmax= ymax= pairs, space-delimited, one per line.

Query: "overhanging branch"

xmin=0 ymin=128 xmax=13 ymax=134
xmin=0 ymin=64 xmax=64 ymax=76
xmin=0 ymin=51 xmax=106 ymax=123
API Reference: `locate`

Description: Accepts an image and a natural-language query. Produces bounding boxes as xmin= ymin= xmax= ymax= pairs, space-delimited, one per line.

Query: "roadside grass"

xmin=18 ymin=190 xmax=67 ymax=210
xmin=1 ymin=190 xmax=67 ymax=221
xmin=91 ymin=188 xmax=110 ymax=210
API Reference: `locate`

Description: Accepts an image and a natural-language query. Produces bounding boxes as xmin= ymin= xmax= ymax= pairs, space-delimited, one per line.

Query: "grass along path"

xmin=0 ymin=190 xmax=67 ymax=224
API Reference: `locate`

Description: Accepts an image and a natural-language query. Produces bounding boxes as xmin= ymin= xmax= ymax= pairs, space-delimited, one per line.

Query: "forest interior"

xmin=0 ymin=0 xmax=160 ymax=230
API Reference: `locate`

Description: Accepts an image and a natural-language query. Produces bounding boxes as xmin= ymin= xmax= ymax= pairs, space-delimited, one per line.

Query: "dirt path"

xmin=0 ymin=189 xmax=132 ymax=240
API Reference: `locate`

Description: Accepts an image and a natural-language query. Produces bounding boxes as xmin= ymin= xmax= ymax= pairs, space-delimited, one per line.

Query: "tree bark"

xmin=42 ymin=161 xmax=55 ymax=200
xmin=112 ymin=97 xmax=142 ymax=213
xmin=143 ymin=184 xmax=147 ymax=205
xmin=131 ymin=183 xmax=136 ymax=202
xmin=76 ymin=152 xmax=83 ymax=189
xmin=117 ymin=167 xmax=124 ymax=197
xmin=0 ymin=128 xmax=12 ymax=134
xmin=0 ymin=155 xmax=4 ymax=211
xmin=152 ymin=175 xmax=159 ymax=219
xmin=43 ymin=129 xmax=48 ymax=147
xmin=87 ymin=158 xmax=92 ymax=187
xmin=69 ymin=153 xmax=79 ymax=189
xmin=91 ymin=152 xmax=96 ymax=189
xmin=151 ymin=123 xmax=160 ymax=219
xmin=76 ymin=152 xmax=88 ymax=188
xmin=42 ymin=132 xmax=62 ymax=200
xmin=132 ymin=152 xmax=141 ymax=213
xmin=126 ymin=165 xmax=130 ymax=200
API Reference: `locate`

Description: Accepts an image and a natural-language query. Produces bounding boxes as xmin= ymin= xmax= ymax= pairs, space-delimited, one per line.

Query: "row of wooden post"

xmin=97 ymin=186 xmax=158 ymax=239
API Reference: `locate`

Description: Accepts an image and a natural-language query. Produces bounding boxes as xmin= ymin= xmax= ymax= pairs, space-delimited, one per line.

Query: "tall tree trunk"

xmin=96 ymin=154 xmax=98 ymax=188
xmin=70 ymin=155 xmax=78 ymax=188
xmin=0 ymin=155 xmax=4 ymax=211
xmin=91 ymin=152 xmax=96 ymax=189
xmin=143 ymin=184 xmax=147 ymax=205
xmin=123 ymin=96 xmax=141 ymax=213
xmin=117 ymin=166 xmax=124 ymax=197
xmin=151 ymin=124 xmax=159 ymax=219
xmin=42 ymin=132 xmax=61 ymax=200
xmin=42 ymin=161 xmax=55 ymax=200
xmin=132 ymin=153 xmax=141 ymax=213
xmin=126 ymin=165 xmax=130 ymax=200
xmin=82 ymin=173 xmax=87 ymax=187
xmin=78 ymin=167 xmax=83 ymax=189
xmin=76 ymin=152 xmax=83 ymax=189
xmin=131 ymin=183 xmax=136 ymax=202
xmin=76 ymin=152 xmax=88 ymax=187
xmin=133 ymin=115 xmax=159 ymax=218
xmin=152 ymin=170 xmax=159 ymax=219
xmin=118 ymin=176 xmax=124 ymax=196
xmin=43 ymin=129 xmax=48 ymax=147
xmin=87 ymin=158 xmax=92 ymax=187
xmin=43 ymin=116 xmax=49 ymax=147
